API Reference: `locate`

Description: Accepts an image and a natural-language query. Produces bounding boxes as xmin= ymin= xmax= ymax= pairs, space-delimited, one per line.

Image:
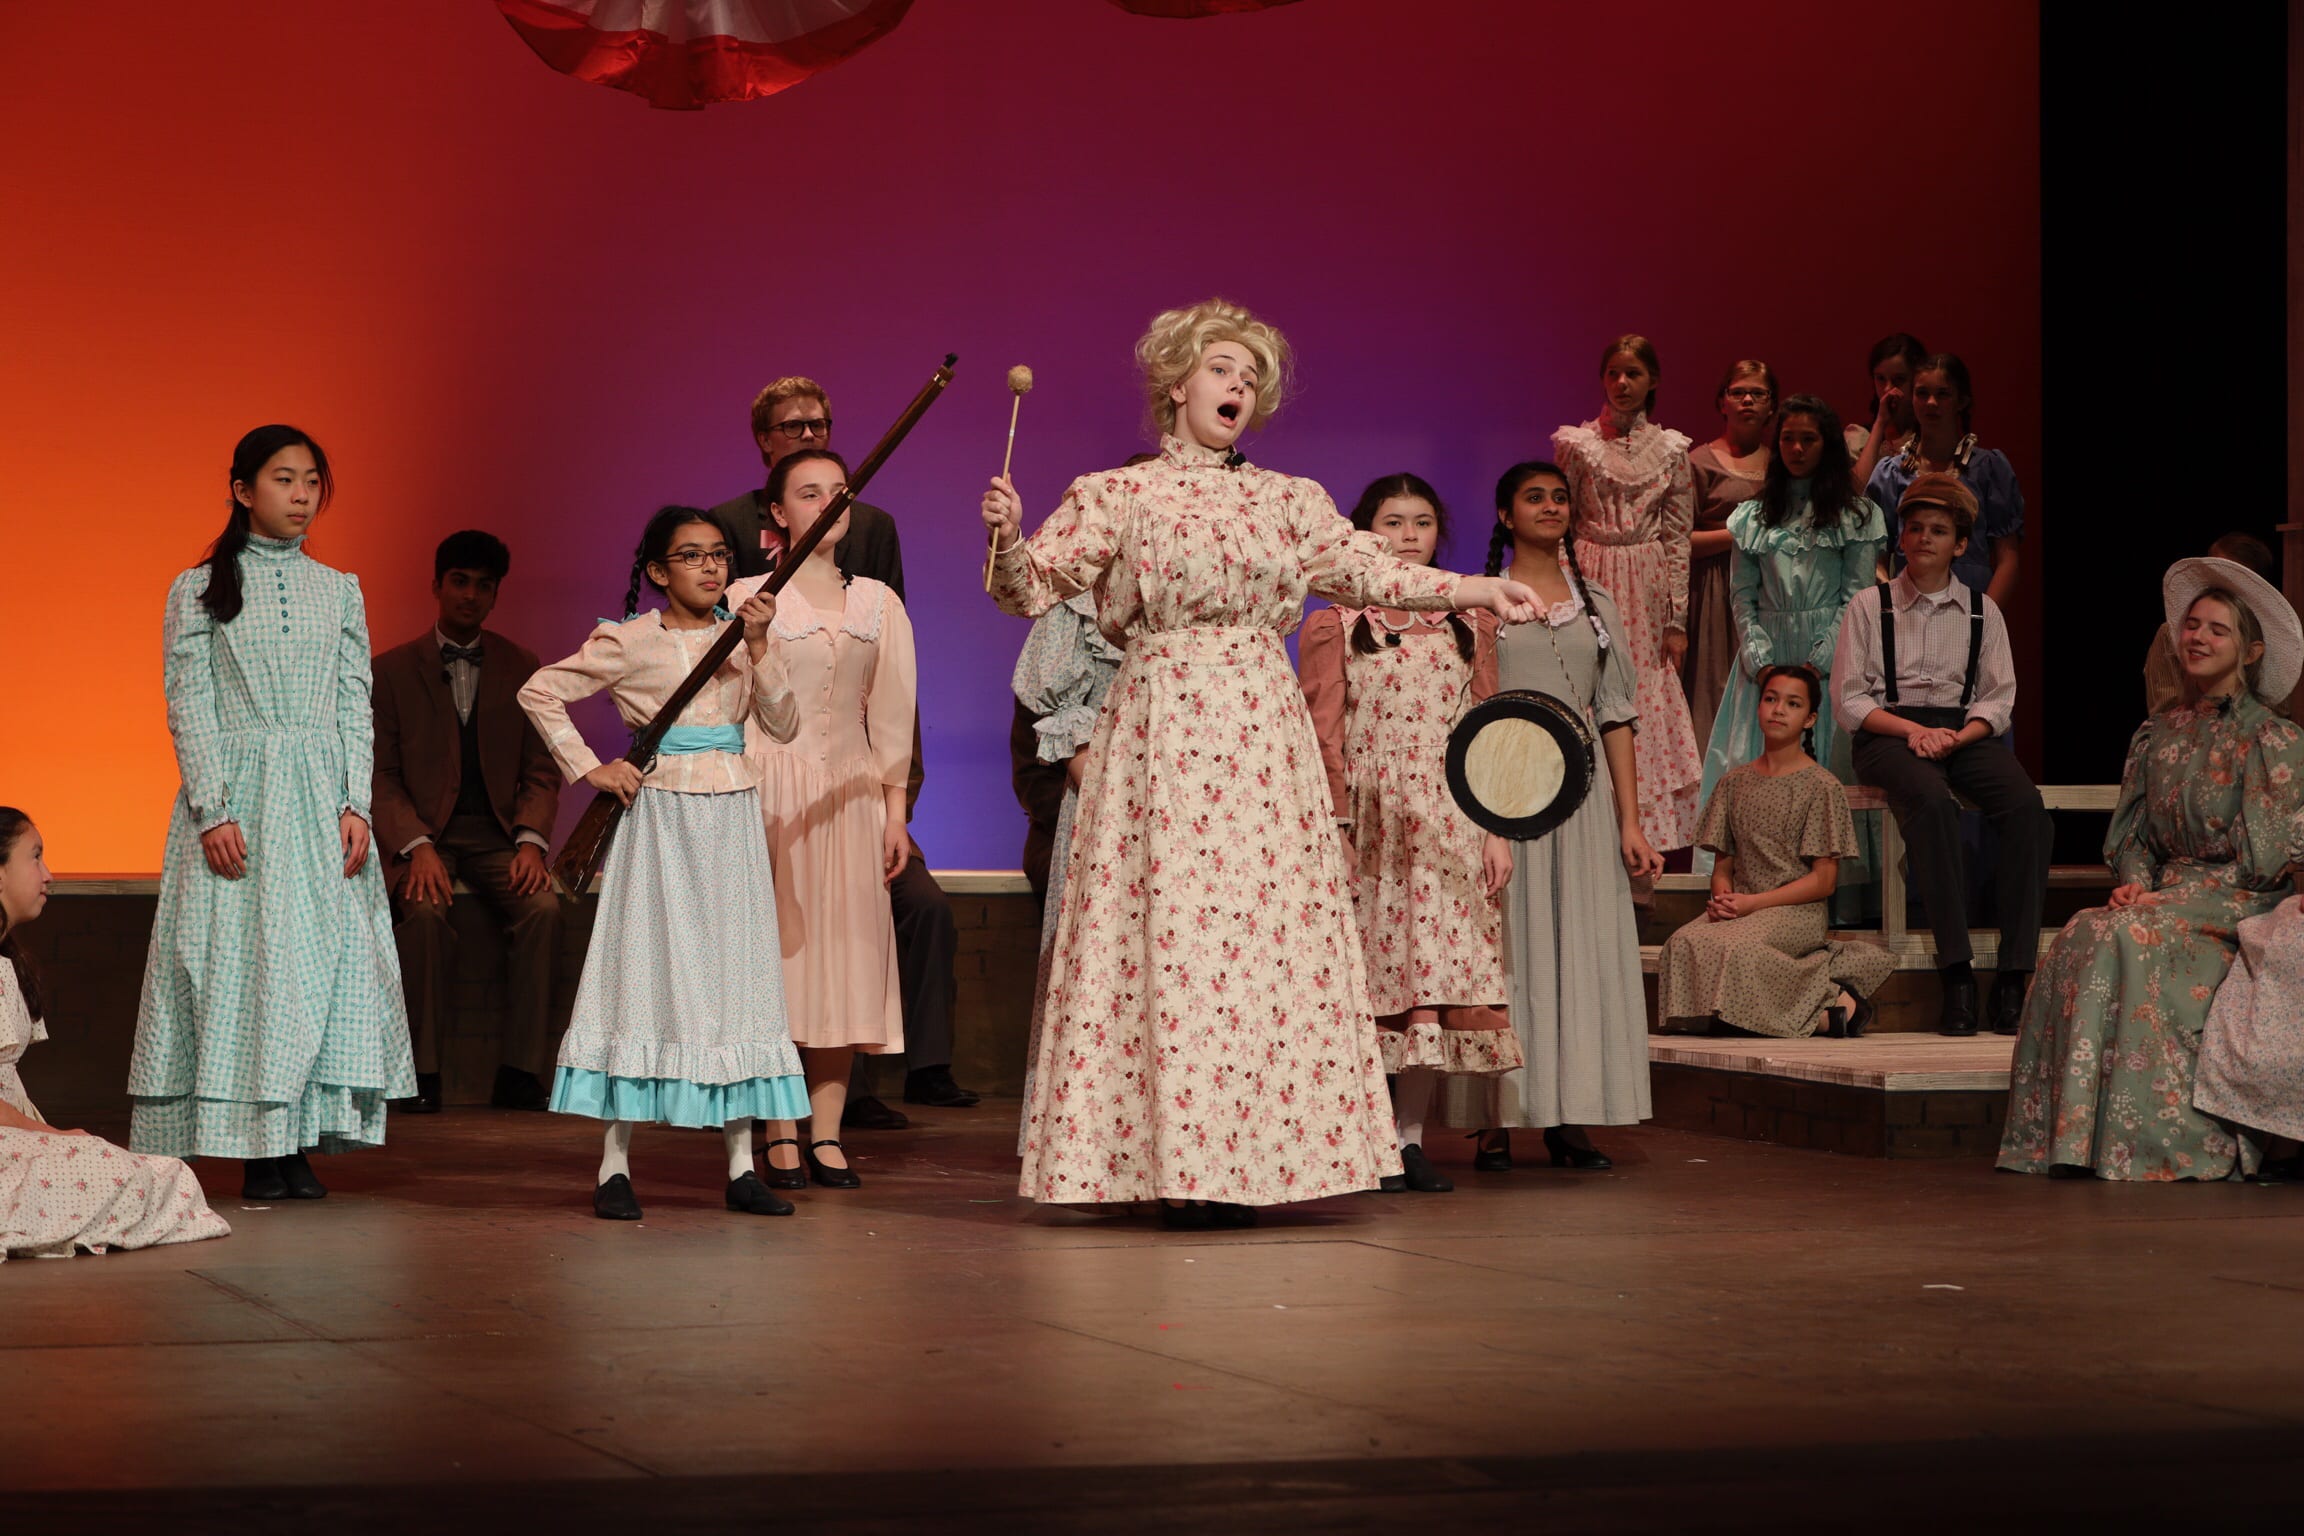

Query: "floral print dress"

xmin=1554 ymin=414 xmax=1704 ymax=851
xmin=987 ymin=435 xmax=1459 ymax=1206
xmin=1298 ymin=606 xmax=1521 ymax=1076
xmin=1998 ymin=694 xmax=2304 ymax=1180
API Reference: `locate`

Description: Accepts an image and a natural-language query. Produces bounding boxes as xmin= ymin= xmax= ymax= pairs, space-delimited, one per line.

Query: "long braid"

xmin=621 ymin=541 xmax=649 ymax=622
xmin=1483 ymin=520 xmax=1511 ymax=578
xmin=1561 ymin=527 xmax=1610 ymax=650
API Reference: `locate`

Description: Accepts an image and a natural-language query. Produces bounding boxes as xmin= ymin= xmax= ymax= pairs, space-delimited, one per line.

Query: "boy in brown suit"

xmin=373 ymin=531 xmax=563 ymax=1111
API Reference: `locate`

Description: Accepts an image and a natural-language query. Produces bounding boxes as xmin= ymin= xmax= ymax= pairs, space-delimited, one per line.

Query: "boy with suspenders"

xmin=1830 ymin=472 xmax=2052 ymax=1036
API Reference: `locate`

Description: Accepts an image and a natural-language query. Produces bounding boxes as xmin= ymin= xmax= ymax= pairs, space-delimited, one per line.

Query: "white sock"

xmin=1394 ymin=1067 xmax=1438 ymax=1149
xmin=723 ymin=1118 xmax=755 ymax=1182
xmin=598 ymin=1120 xmax=634 ymax=1184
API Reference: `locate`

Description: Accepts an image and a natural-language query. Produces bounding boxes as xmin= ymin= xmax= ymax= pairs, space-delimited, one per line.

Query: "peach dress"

xmin=989 ymin=435 xmax=1460 ymax=1206
xmin=732 ymin=574 xmax=914 ymax=1052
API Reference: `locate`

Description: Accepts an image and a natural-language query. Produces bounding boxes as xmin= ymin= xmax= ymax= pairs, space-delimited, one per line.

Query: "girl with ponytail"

xmin=1445 ymin=462 xmax=1660 ymax=1176
xmin=1298 ymin=475 xmax=1523 ymax=1194
xmin=517 ymin=505 xmax=811 ymax=1221
xmin=129 ymin=426 xmax=416 ymax=1202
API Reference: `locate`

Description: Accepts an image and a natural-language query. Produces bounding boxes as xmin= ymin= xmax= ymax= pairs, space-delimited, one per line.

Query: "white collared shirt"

xmin=435 ymin=627 xmax=481 ymax=725
xmin=1830 ymin=571 xmax=2016 ymax=737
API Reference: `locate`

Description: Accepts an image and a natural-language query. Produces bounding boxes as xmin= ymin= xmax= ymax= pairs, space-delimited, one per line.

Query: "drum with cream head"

xmin=1445 ymin=690 xmax=1595 ymax=840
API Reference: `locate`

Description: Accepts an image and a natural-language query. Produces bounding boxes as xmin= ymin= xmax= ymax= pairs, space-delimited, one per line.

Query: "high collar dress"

xmin=988 ymin=436 xmax=1459 ymax=1206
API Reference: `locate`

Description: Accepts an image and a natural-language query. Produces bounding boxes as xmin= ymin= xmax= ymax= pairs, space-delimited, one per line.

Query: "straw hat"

xmin=2162 ymin=556 xmax=2302 ymax=703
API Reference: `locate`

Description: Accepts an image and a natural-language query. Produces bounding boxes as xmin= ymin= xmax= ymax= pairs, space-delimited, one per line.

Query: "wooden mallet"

xmin=985 ymin=364 xmax=1033 ymax=591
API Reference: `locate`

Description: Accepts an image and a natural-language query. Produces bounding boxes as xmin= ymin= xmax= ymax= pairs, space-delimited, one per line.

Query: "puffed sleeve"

xmin=1796 ymin=770 xmax=1863 ymax=862
xmin=1814 ymin=500 xmax=1888 ymax=675
xmin=2104 ymin=721 xmax=2159 ymax=889
xmin=519 ymin=623 xmax=624 ymax=784
xmin=1974 ymin=450 xmax=2025 ymax=545
xmin=1587 ymin=584 xmax=1640 ymax=732
xmin=335 ymin=574 xmax=377 ymax=822
xmin=161 ymin=570 xmax=233 ymax=831
xmin=867 ymin=588 xmax=918 ymax=791
xmin=1726 ymin=506 xmax=1769 ymax=679
xmin=2233 ymin=714 xmax=2304 ymax=888
xmin=1296 ymin=607 xmax=1353 ymax=815
xmin=1660 ymin=438 xmax=1694 ymax=632
xmin=989 ymin=472 xmax=1124 ymax=619
xmin=1289 ymin=477 xmax=1458 ymax=611
xmin=745 ymin=629 xmax=798 ymax=746
xmin=1695 ymin=770 xmax=1736 ymax=860
xmin=1012 ymin=599 xmax=1122 ymax=764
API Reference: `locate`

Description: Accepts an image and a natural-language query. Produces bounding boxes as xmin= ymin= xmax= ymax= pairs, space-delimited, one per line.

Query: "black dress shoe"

xmin=277 ymin=1152 xmax=328 ymax=1200
xmin=760 ymin=1137 xmax=808 ymax=1190
xmin=1377 ymin=1173 xmax=1409 ymax=1193
xmin=1939 ymin=970 xmax=1981 ymax=1037
xmin=594 ymin=1174 xmax=642 ymax=1219
xmin=1470 ymin=1129 xmax=1513 ymax=1172
xmin=1207 ymin=1202 xmax=1259 ymax=1228
xmin=804 ymin=1139 xmax=861 ymax=1189
xmin=725 ymin=1172 xmax=795 ymax=1216
xmin=1399 ymin=1143 xmax=1454 ymax=1192
xmin=902 ymin=1066 xmax=982 ymax=1108
xmin=1989 ymin=972 xmax=2029 ymax=1036
xmin=397 ymin=1072 xmax=442 ymax=1115
xmin=491 ymin=1065 xmax=550 ymax=1111
xmin=1822 ymin=993 xmax=1876 ymax=1039
xmin=1158 ymin=1201 xmax=1211 ymax=1230
xmin=241 ymin=1158 xmax=289 ymax=1201
xmin=1543 ymin=1128 xmax=1613 ymax=1170
xmin=841 ymin=1095 xmax=910 ymax=1132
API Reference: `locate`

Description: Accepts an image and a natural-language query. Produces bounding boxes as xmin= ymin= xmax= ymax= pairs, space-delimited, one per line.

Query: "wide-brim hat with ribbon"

xmin=2162 ymin=556 xmax=2303 ymax=704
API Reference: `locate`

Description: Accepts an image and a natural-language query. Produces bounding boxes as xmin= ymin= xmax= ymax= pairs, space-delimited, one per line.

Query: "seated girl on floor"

xmin=1 ymin=806 xmax=231 ymax=1262
xmin=1657 ymin=664 xmax=1893 ymax=1039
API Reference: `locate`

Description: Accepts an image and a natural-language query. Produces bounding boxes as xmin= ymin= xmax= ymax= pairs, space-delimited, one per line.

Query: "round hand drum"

xmin=1445 ymin=690 xmax=1596 ymax=840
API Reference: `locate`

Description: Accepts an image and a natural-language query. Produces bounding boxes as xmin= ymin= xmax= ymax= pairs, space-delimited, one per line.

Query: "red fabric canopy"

xmin=497 ymin=0 xmax=917 ymax=110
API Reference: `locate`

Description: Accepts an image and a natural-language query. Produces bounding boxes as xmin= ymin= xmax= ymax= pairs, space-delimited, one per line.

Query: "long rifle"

xmin=551 ymin=353 xmax=959 ymax=893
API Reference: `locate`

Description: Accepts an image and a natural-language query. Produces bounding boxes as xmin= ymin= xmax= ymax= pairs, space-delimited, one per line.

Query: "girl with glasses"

xmin=128 ymin=424 xmax=415 ymax=1201
xmin=517 ymin=506 xmax=809 ymax=1220
xmin=728 ymin=449 xmax=917 ymax=1194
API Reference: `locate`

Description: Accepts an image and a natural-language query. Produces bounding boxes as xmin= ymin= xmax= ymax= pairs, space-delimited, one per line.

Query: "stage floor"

xmin=5 ymin=1104 xmax=2302 ymax=1532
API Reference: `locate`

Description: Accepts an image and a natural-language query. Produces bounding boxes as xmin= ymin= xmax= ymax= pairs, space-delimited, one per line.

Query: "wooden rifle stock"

xmin=550 ymin=354 xmax=960 ymax=894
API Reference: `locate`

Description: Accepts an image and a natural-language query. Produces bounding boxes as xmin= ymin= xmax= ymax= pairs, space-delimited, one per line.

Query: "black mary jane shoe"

xmin=1543 ymin=1128 xmax=1613 ymax=1171
xmin=1208 ymin=1202 xmax=1259 ymax=1229
xmin=725 ymin=1172 xmax=795 ymax=1217
xmin=276 ymin=1152 xmax=328 ymax=1200
xmin=1399 ymin=1143 xmax=1455 ymax=1193
xmin=804 ymin=1139 xmax=862 ymax=1190
xmin=593 ymin=1174 xmax=642 ymax=1220
xmin=1469 ymin=1129 xmax=1513 ymax=1173
xmin=1377 ymin=1173 xmax=1410 ymax=1193
xmin=1822 ymin=994 xmax=1876 ymax=1040
xmin=1158 ymin=1201 xmax=1212 ymax=1231
xmin=240 ymin=1158 xmax=290 ymax=1201
xmin=760 ymin=1137 xmax=809 ymax=1191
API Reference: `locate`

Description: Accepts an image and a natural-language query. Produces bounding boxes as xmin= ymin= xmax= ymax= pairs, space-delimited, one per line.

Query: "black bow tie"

xmin=441 ymin=642 xmax=484 ymax=665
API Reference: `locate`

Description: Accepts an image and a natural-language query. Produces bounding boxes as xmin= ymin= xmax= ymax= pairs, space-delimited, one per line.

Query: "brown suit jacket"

xmin=371 ymin=628 xmax=561 ymax=857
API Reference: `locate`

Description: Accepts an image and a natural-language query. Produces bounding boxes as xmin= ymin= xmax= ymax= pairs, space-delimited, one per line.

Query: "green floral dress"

xmin=1998 ymin=694 xmax=2304 ymax=1180
xmin=129 ymin=534 xmax=416 ymax=1158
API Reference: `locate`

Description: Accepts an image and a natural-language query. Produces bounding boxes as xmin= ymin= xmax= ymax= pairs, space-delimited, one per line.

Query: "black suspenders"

xmin=1876 ymin=582 xmax=1984 ymax=712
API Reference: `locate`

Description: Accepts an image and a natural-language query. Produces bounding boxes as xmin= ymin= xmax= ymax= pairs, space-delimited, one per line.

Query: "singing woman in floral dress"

xmin=978 ymin=299 xmax=1538 ymax=1227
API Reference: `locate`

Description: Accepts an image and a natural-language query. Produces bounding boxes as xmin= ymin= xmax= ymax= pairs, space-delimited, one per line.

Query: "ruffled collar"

xmin=243 ymin=532 xmax=307 ymax=561
xmin=1159 ymin=434 xmax=1239 ymax=469
xmin=1539 ymin=587 xmax=1588 ymax=629
xmin=1602 ymin=407 xmax=1648 ymax=439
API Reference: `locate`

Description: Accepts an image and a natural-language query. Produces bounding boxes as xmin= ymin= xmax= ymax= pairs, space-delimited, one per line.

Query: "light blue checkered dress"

xmin=128 ymin=534 xmax=416 ymax=1158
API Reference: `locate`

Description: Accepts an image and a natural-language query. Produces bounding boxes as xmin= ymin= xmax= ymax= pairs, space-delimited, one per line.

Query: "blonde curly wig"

xmin=1135 ymin=298 xmax=1291 ymax=436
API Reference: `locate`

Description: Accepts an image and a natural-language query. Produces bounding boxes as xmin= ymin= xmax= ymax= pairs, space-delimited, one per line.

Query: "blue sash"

xmin=656 ymin=723 xmax=746 ymax=756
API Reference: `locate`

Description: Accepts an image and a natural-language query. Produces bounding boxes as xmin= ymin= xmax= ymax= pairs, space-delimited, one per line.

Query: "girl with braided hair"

xmin=517 ymin=506 xmax=809 ymax=1221
xmin=1447 ymin=462 xmax=1661 ymax=1173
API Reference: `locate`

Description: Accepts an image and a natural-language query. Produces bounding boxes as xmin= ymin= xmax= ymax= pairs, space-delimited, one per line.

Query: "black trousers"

xmin=390 ymin=814 xmax=564 ymax=1078
xmin=850 ymin=848 xmax=958 ymax=1092
xmin=1852 ymin=724 xmax=2052 ymax=971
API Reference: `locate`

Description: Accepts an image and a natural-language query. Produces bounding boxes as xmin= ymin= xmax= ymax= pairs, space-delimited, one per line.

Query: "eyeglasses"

xmin=1723 ymin=388 xmax=1773 ymax=403
xmin=770 ymin=417 xmax=832 ymax=440
xmin=662 ymin=549 xmax=733 ymax=569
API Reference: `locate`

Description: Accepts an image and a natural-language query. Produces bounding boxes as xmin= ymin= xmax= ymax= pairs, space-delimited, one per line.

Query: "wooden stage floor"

xmin=4 ymin=1103 xmax=2302 ymax=1533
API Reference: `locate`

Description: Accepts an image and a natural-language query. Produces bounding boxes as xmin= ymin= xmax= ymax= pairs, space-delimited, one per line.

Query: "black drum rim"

xmin=1445 ymin=689 xmax=1596 ymax=841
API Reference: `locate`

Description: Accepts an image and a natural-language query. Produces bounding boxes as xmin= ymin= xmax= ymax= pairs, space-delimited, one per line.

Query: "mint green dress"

xmin=129 ymin=534 xmax=416 ymax=1158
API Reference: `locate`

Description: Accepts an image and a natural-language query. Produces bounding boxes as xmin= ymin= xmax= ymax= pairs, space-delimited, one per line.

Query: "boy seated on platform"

xmin=1829 ymin=472 xmax=2051 ymax=1036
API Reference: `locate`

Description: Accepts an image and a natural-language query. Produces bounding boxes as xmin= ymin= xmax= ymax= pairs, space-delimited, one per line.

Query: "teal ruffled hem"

xmin=548 ymin=1068 xmax=811 ymax=1127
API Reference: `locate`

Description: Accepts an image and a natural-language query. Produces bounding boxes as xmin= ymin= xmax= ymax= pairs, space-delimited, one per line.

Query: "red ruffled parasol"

xmin=497 ymin=0 xmax=918 ymax=110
